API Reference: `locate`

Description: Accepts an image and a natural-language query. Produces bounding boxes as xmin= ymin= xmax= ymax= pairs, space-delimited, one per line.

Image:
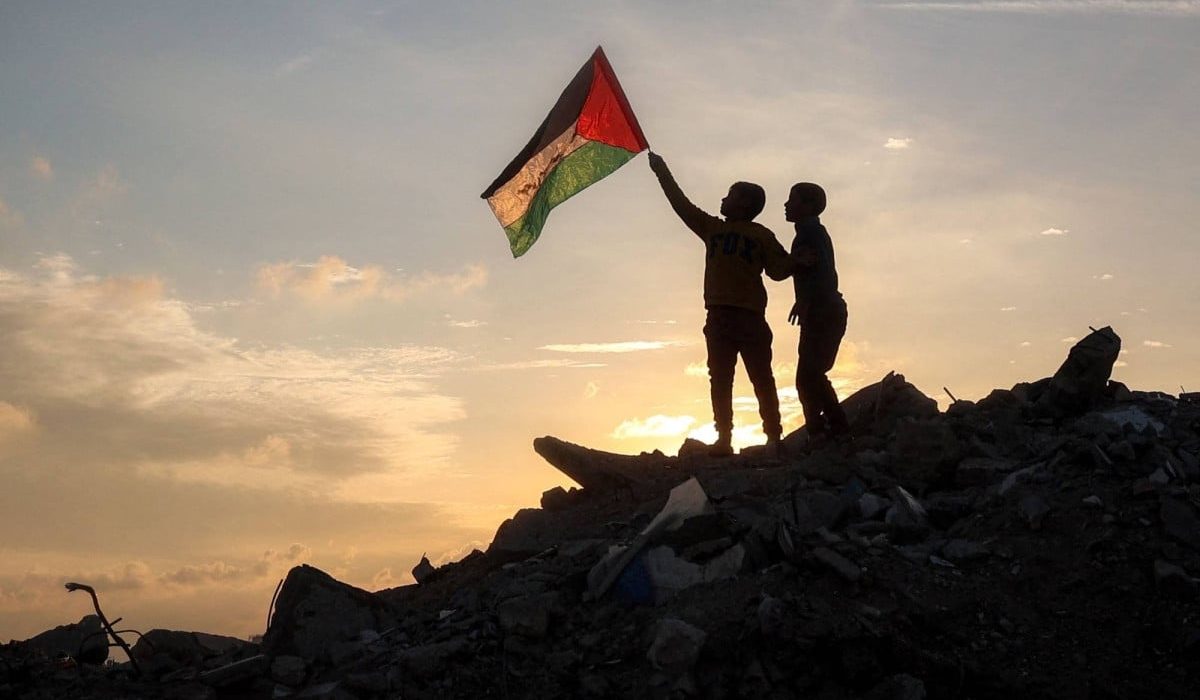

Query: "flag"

xmin=481 ymin=46 xmax=649 ymax=258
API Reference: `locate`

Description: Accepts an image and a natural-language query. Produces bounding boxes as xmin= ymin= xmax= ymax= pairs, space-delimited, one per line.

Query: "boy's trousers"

xmin=796 ymin=298 xmax=849 ymax=434
xmin=704 ymin=305 xmax=782 ymax=438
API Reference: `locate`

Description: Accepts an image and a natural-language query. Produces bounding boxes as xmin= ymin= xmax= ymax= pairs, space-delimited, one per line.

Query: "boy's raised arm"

xmin=647 ymin=152 xmax=718 ymax=239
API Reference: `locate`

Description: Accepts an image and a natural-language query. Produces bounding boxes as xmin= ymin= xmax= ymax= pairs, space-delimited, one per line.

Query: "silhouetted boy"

xmin=648 ymin=152 xmax=794 ymax=456
xmin=786 ymin=182 xmax=849 ymax=439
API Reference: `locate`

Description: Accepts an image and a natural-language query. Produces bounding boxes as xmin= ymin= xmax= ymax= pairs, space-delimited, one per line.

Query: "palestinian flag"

xmin=482 ymin=46 xmax=649 ymax=257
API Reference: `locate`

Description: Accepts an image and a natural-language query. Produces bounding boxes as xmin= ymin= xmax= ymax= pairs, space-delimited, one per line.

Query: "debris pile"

xmin=4 ymin=327 xmax=1200 ymax=698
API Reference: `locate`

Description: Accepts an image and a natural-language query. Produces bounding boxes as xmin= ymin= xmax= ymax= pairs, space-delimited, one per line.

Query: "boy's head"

xmin=720 ymin=181 xmax=766 ymax=221
xmin=784 ymin=182 xmax=826 ymax=222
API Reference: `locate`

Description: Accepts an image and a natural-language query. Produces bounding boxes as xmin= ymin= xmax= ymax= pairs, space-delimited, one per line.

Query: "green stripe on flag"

xmin=503 ymin=140 xmax=636 ymax=257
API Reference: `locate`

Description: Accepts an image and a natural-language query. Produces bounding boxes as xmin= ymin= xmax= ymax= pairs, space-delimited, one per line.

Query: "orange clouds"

xmin=256 ymin=256 xmax=487 ymax=305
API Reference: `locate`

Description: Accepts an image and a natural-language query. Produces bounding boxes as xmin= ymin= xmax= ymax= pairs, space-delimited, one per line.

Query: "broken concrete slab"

xmin=812 ymin=546 xmax=862 ymax=583
xmin=587 ymin=478 xmax=714 ymax=601
xmin=646 ymin=618 xmax=706 ymax=676
xmin=1160 ymin=497 xmax=1200 ymax=551
xmin=263 ymin=565 xmax=399 ymax=662
xmin=534 ymin=436 xmax=657 ymax=492
xmin=19 ymin=615 xmax=108 ymax=665
xmin=1037 ymin=326 xmax=1121 ymax=417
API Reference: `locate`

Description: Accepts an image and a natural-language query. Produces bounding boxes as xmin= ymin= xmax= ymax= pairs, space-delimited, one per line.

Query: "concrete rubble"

xmin=3 ymin=329 xmax=1199 ymax=698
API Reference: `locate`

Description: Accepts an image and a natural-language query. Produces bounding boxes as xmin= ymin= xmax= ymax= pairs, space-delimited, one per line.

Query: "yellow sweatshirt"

xmin=653 ymin=166 xmax=793 ymax=312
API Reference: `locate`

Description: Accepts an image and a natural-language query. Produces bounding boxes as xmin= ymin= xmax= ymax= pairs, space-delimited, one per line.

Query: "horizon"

xmin=2 ymin=0 xmax=1198 ymax=642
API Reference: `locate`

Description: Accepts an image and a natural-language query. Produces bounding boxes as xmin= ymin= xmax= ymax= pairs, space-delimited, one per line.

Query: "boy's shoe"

xmin=764 ymin=436 xmax=785 ymax=460
xmin=708 ymin=436 xmax=734 ymax=457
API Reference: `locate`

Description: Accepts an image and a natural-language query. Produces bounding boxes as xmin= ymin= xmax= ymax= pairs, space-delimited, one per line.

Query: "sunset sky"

xmin=2 ymin=1 xmax=1197 ymax=642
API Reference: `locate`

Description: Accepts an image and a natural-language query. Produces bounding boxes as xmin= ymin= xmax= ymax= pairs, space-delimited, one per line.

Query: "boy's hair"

xmin=791 ymin=182 xmax=826 ymax=216
xmin=733 ymin=181 xmax=766 ymax=219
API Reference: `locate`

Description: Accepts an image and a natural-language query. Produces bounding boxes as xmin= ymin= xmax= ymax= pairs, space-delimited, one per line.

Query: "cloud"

xmin=29 ymin=156 xmax=54 ymax=182
xmin=475 ymin=359 xmax=608 ymax=371
xmin=73 ymin=164 xmax=128 ymax=219
xmin=1094 ymin=273 xmax=1114 ymax=280
xmin=447 ymin=318 xmax=487 ymax=328
xmin=879 ymin=1 xmax=1200 ymax=16
xmin=0 ymin=254 xmax=466 ymax=495
xmin=1061 ymin=336 xmax=1078 ymax=343
xmin=0 ymin=197 xmax=23 ymax=229
xmin=1000 ymin=306 xmax=1016 ymax=311
xmin=278 ymin=53 xmax=318 ymax=76
xmin=1039 ymin=227 xmax=1069 ymax=236
xmin=257 ymin=256 xmax=487 ymax=305
xmin=684 ymin=361 xmax=709 ymax=378
xmin=583 ymin=381 xmax=599 ymax=399
xmin=1020 ymin=340 xmax=1032 ymax=347
xmin=0 ymin=402 xmax=35 ymax=444
xmin=540 ymin=340 xmax=688 ymax=353
xmin=1143 ymin=340 xmax=1172 ymax=348
xmin=884 ymin=137 xmax=913 ymax=150
xmin=611 ymin=414 xmax=697 ymax=439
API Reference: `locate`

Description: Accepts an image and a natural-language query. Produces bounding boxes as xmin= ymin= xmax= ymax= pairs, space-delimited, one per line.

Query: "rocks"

xmin=411 ymin=554 xmax=436 ymax=584
xmin=646 ymin=618 xmax=706 ymax=676
xmin=540 ymin=485 xmax=573 ymax=511
xmin=885 ymin=486 xmax=929 ymax=543
xmin=1159 ymin=497 xmax=1200 ymax=551
xmin=1018 ymin=494 xmax=1052 ymax=530
xmin=10 ymin=331 xmax=1200 ymax=700
xmin=263 ymin=564 xmax=399 ymax=662
xmin=812 ymin=546 xmax=862 ymax=582
xmin=271 ymin=655 xmax=307 ymax=686
xmin=1037 ymin=326 xmax=1121 ymax=417
xmin=941 ymin=539 xmax=990 ymax=563
xmin=890 ymin=418 xmax=962 ymax=485
xmin=497 ymin=593 xmax=557 ymax=638
xmin=19 ymin=616 xmax=108 ymax=665
xmin=956 ymin=457 xmax=1016 ymax=487
xmin=130 ymin=629 xmax=256 ymax=676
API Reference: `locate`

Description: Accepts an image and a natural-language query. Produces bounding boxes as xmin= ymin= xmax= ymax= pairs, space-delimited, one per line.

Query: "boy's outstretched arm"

xmin=647 ymin=152 xmax=718 ymax=238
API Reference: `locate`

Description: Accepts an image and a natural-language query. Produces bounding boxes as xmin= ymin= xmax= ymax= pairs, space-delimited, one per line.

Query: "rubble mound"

xmin=4 ymin=328 xmax=1200 ymax=699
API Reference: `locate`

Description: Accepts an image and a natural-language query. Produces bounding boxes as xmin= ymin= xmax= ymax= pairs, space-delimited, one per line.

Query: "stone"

xmin=866 ymin=673 xmax=928 ymax=700
xmin=271 ymin=655 xmax=307 ymax=686
xmin=540 ymin=485 xmax=572 ymax=511
xmin=859 ymin=493 xmax=891 ymax=520
xmin=1083 ymin=495 xmax=1104 ymax=507
xmin=411 ymin=554 xmax=436 ymax=585
xmin=489 ymin=508 xmax=559 ymax=555
xmin=791 ymin=490 xmax=847 ymax=534
xmin=646 ymin=618 xmax=706 ymax=676
xmin=812 ymin=546 xmax=862 ymax=583
xmin=956 ymin=458 xmax=1016 ymax=487
xmin=1036 ymin=327 xmax=1121 ymax=417
xmin=19 ymin=615 xmax=108 ymax=665
xmin=885 ymin=486 xmax=929 ymax=542
xmin=1109 ymin=440 xmax=1137 ymax=462
xmin=263 ymin=565 xmax=399 ymax=662
xmin=757 ymin=595 xmax=787 ymax=638
xmin=131 ymin=629 xmax=255 ymax=671
xmin=497 ymin=593 xmax=555 ymax=639
xmin=534 ymin=436 xmax=654 ymax=491
xmin=890 ymin=418 xmax=963 ymax=485
xmin=1178 ymin=450 xmax=1200 ymax=481
xmin=1018 ymin=494 xmax=1052 ymax=530
xmin=1154 ymin=560 xmax=1197 ymax=598
xmin=1098 ymin=406 xmax=1164 ymax=436
xmin=396 ymin=639 xmax=468 ymax=678
xmin=1160 ymin=497 xmax=1200 ymax=551
xmin=197 ymin=654 xmax=267 ymax=688
xmin=941 ymin=539 xmax=990 ymax=563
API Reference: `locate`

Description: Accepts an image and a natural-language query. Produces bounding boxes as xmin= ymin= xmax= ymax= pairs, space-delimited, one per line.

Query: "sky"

xmin=1 ymin=0 xmax=1197 ymax=642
